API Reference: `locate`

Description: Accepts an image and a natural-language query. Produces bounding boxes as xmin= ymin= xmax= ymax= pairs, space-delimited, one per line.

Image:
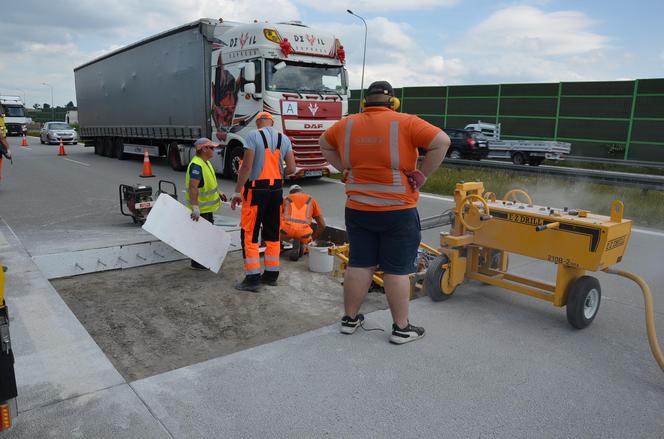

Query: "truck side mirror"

xmin=243 ymin=63 xmax=256 ymax=82
xmin=243 ymin=83 xmax=256 ymax=95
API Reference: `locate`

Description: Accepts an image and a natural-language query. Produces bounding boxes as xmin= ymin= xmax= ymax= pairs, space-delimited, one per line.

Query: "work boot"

xmin=260 ymin=271 xmax=279 ymax=286
xmin=389 ymin=322 xmax=425 ymax=345
xmin=340 ymin=314 xmax=365 ymax=334
xmin=235 ymin=275 xmax=261 ymax=292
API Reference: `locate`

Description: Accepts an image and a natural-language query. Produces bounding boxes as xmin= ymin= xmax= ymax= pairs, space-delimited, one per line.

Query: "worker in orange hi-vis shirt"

xmin=280 ymin=184 xmax=327 ymax=261
xmin=230 ymin=111 xmax=296 ymax=292
xmin=319 ymin=80 xmax=450 ymax=345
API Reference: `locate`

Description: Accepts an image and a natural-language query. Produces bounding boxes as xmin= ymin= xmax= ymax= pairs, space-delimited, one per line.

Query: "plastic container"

xmin=308 ymin=241 xmax=334 ymax=273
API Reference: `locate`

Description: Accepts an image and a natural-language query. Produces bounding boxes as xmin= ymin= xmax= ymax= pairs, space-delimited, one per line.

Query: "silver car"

xmin=40 ymin=122 xmax=78 ymax=145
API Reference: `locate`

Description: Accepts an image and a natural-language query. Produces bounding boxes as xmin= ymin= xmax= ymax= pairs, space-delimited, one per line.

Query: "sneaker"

xmin=340 ymin=314 xmax=365 ymax=334
xmin=235 ymin=278 xmax=261 ymax=292
xmin=390 ymin=323 xmax=425 ymax=345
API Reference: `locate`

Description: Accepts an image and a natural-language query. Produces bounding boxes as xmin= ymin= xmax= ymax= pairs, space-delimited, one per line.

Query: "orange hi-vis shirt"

xmin=281 ymin=191 xmax=322 ymax=225
xmin=323 ymin=106 xmax=442 ymax=211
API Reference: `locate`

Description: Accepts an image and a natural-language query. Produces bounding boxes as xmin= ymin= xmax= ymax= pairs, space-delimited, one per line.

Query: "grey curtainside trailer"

xmin=74 ymin=20 xmax=215 ymax=169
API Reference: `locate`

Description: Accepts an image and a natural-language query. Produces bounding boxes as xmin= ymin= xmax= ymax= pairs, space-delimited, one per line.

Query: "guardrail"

xmin=443 ymin=159 xmax=664 ymax=191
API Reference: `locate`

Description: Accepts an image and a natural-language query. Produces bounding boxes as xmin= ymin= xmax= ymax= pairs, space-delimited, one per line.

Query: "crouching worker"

xmin=280 ymin=185 xmax=326 ymax=261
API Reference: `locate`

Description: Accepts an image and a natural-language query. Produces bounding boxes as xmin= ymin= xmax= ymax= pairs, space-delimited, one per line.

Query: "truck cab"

xmin=0 ymin=96 xmax=28 ymax=136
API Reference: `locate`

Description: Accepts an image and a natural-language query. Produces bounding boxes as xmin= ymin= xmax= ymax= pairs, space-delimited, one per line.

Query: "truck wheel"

xmin=115 ymin=138 xmax=126 ymax=160
xmin=94 ymin=138 xmax=103 ymax=155
xmin=566 ymin=276 xmax=601 ymax=329
xmin=168 ymin=143 xmax=185 ymax=171
xmin=225 ymin=144 xmax=244 ymax=181
xmin=529 ymin=157 xmax=544 ymax=166
xmin=512 ymin=152 xmax=527 ymax=165
xmin=424 ymin=254 xmax=455 ymax=302
xmin=448 ymin=148 xmax=462 ymax=159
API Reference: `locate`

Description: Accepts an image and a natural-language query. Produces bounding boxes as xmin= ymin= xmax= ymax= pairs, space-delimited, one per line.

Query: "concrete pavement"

xmin=1 ymin=135 xmax=663 ymax=437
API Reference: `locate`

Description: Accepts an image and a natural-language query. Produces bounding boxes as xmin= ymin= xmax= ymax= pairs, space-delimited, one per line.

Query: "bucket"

xmin=308 ymin=241 xmax=334 ymax=273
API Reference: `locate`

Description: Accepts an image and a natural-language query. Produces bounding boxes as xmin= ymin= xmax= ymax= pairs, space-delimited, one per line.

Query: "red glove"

xmin=405 ymin=169 xmax=426 ymax=191
xmin=230 ymin=192 xmax=242 ymax=210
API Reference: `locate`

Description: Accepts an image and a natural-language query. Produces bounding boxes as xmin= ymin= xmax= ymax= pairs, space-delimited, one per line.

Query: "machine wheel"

xmin=512 ymin=152 xmax=527 ymax=165
xmin=529 ymin=157 xmax=544 ymax=166
xmin=94 ymin=138 xmax=103 ymax=155
xmin=224 ymin=144 xmax=244 ymax=180
xmin=168 ymin=143 xmax=185 ymax=171
xmin=289 ymin=240 xmax=303 ymax=261
xmin=448 ymin=148 xmax=462 ymax=159
xmin=566 ymin=276 xmax=601 ymax=329
xmin=115 ymin=138 xmax=126 ymax=160
xmin=424 ymin=254 xmax=455 ymax=302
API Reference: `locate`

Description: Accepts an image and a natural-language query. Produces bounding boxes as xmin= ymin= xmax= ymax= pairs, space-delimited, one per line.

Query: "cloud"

xmin=443 ymin=5 xmax=613 ymax=84
xmin=296 ymin=0 xmax=458 ymax=12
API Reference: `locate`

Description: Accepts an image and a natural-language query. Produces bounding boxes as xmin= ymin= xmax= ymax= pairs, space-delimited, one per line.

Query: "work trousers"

xmin=241 ymin=187 xmax=283 ymax=276
xmin=191 ymin=212 xmax=215 ymax=269
xmin=280 ymin=221 xmax=314 ymax=246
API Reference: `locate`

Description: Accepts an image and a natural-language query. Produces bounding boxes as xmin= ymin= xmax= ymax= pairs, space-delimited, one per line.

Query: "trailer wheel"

xmin=512 ymin=152 xmax=527 ymax=165
xmin=566 ymin=276 xmax=601 ymax=329
xmin=168 ymin=143 xmax=185 ymax=171
xmin=424 ymin=254 xmax=455 ymax=302
xmin=115 ymin=138 xmax=126 ymax=160
xmin=529 ymin=157 xmax=544 ymax=166
xmin=94 ymin=138 xmax=103 ymax=155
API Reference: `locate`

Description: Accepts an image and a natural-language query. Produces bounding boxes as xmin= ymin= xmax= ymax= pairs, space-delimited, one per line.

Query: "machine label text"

xmin=606 ymin=235 xmax=627 ymax=250
xmin=547 ymin=255 xmax=579 ymax=267
xmin=507 ymin=214 xmax=544 ymax=226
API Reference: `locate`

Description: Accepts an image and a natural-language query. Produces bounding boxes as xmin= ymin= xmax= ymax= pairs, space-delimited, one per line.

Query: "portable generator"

xmin=119 ymin=180 xmax=177 ymax=224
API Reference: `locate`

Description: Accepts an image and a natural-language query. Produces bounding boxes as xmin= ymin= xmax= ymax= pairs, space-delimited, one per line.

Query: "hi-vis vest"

xmin=283 ymin=192 xmax=313 ymax=225
xmin=246 ymin=128 xmax=284 ymax=188
xmin=185 ymin=156 xmax=220 ymax=213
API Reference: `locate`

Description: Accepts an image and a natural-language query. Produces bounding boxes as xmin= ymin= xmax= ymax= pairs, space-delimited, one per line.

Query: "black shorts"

xmin=345 ymin=207 xmax=421 ymax=275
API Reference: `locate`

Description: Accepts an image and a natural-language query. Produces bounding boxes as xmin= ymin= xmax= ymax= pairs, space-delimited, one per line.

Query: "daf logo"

xmin=304 ymin=123 xmax=323 ymax=129
xmin=308 ymin=103 xmax=319 ymax=116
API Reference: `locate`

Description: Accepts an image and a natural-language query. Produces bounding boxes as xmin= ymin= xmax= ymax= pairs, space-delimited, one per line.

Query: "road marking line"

xmin=20 ymin=146 xmax=32 ymax=150
xmin=632 ymin=227 xmax=664 ymax=238
xmin=62 ymin=157 xmax=90 ymax=167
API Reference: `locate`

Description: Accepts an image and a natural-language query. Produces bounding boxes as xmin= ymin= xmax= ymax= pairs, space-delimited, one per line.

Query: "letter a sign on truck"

xmin=282 ymin=101 xmax=298 ymax=117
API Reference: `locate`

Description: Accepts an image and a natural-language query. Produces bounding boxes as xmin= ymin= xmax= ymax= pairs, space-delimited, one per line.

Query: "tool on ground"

xmin=120 ymin=180 xmax=177 ymax=225
xmin=57 ymin=139 xmax=66 ymax=156
xmin=20 ymin=135 xmax=28 ymax=147
xmin=139 ymin=149 xmax=154 ymax=178
xmin=421 ymin=181 xmax=663 ymax=374
xmin=0 ymin=265 xmax=18 ymax=432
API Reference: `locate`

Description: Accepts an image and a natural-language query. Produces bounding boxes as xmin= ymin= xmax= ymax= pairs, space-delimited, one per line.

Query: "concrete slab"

xmin=132 ymin=293 xmax=664 ymax=439
xmin=4 ymin=384 xmax=169 ymax=439
xmin=0 ymin=221 xmax=124 ymax=413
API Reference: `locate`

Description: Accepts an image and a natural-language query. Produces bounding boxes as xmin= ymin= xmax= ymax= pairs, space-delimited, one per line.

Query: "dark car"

xmin=443 ymin=128 xmax=489 ymax=160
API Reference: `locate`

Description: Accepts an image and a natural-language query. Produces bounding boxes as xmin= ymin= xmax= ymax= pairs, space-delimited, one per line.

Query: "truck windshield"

xmin=5 ymin=106 xmax=25 ymax=117
xmin=265 ymin=59 xmax=347 ymax=94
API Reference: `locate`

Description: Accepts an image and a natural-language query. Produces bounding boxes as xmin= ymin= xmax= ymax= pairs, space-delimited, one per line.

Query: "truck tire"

xmin=168 ymin=143 xmax=185 ymax=171
xmin=224 ymin=143 xmax=244 ymax=180
xmin=115 ymin=138 xmax=126 ymax=160
xmin=529 ymin=157 xmax=544 ymax=166
xmin=94 ymin=138 xmax=103 ymax=155
xmin=512 ymin=152 xmax=527 ymax=165
xmin=102 ymin=138 xmax=114 ymax=157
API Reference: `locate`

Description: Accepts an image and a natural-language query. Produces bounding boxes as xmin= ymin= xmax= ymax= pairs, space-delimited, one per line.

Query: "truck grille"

xmin=290 ymin=134 xmax=328 ymax=168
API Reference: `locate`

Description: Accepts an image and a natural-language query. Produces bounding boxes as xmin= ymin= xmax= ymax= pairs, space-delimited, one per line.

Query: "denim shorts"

xmin=345 ymin=207 xmax=421 ymax=275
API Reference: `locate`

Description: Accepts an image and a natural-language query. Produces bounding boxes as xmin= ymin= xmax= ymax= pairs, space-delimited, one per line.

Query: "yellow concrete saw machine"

xmin=422 ymin=181 xmax=664 ymax=373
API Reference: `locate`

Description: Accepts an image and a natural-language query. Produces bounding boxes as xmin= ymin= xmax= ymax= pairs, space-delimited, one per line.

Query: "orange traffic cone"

xmin=58 ymin=139 xmax=66 ymax=156
xmin=21 ymin=134 xmax=28 ymax=147
xmin=139 ymin=149 xmax=154 ymax=178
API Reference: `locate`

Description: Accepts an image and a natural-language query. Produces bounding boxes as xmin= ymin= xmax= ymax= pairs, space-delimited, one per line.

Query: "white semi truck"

xmin=74 ymin=18 xmax=349 ymax=179
xmin=465 ymin=121 xmax=571 ymax=166
xmin=0 ymin=96 xmax=28 ymax=136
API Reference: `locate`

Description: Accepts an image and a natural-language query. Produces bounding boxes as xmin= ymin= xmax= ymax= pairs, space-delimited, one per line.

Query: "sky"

xmin=1 ymin=0 xmax=663 ymax=108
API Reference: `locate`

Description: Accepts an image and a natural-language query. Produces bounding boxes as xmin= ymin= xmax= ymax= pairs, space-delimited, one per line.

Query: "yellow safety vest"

xmin=185 ymin=156 xmax=220 ymax=213
xmin=0 ymin=116 xmax=6 ymax=137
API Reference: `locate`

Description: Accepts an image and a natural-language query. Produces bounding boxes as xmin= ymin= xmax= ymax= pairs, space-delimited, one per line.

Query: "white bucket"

xmin=308 ymin=241 xmax=334 ymax=273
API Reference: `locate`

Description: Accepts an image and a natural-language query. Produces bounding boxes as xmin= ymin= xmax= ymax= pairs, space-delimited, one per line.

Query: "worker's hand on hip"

xmin=219 ymin=192 xmax=228 ymax=202
xmin=190 ymin=205 xmax=201 ymax=221
xmin=405 ymin=169 xmax=427 ymax=191
xmin=230 ymin=192 xmax=242 ymax=210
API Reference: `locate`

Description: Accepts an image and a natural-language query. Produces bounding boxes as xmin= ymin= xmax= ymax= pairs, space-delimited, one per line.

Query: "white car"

xmin=40 ymin=122 xmax=78 ymax=145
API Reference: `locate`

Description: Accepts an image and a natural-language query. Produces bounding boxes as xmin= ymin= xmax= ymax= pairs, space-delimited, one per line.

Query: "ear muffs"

xmin=360 ymin=96 xmax=401 ymax=111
